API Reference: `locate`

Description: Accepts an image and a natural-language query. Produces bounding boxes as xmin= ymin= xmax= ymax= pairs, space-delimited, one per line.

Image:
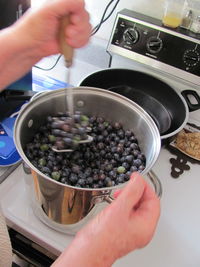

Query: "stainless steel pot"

xmin=14 ymin=87 xmax=161 ymax=232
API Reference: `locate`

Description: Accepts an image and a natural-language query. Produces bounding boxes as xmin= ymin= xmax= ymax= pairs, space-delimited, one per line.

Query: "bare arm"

xmin=0 ymin=27 xmax=41 ymax=90
xmin=0 ymin=0 xmax=91 ymax=91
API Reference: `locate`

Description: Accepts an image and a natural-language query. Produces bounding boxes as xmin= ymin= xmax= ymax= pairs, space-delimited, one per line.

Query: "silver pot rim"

xmin=14 ymin=86 xmax=161 ymax=192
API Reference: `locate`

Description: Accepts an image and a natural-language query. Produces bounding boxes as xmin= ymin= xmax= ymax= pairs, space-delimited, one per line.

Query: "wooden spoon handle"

xmin=59 ymin=17 xmax=73 ymax=67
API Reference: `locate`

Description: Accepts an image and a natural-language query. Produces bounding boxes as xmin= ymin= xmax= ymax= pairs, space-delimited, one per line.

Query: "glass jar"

xmin=162 ymin=0 xmax=187 ymax=28
xmin=180 ymin=10 xmax=193 ymax=29
xmin=190 ymin=15 xmax=200 ymax=33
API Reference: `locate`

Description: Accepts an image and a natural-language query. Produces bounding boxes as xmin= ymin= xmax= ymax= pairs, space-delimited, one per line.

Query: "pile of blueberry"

xmin=46 ymin=111 xmax=90 ymax=150
xmin=25 ymin=112 xmax=146 ymax=188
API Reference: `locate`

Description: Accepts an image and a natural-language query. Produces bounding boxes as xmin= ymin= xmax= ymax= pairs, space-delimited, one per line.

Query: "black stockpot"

xmin=80 ymin=68 xmax=200 ymax=141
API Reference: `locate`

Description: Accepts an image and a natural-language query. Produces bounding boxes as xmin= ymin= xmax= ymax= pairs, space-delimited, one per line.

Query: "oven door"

xmin=9 ymin=228 xmax=57 ymax=267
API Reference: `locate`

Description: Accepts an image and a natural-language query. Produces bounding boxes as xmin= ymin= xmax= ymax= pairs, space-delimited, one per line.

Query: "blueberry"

xmin=109 ymin=170 xmax=117 ymax=179
xmin=81 ymin=115 xmax=89 ymax=122
xmin=100 ymin=150 xmax=106 ymax=157
xmin=120 ymin=156 xmax=126 ymax=163
xmin=129 ymin=136 xmax=137 ymax=142
xmin=38 ymin=150 xmax=45 ymax=157
xmin=117 ymin=129 xmax=125 ymax=139
xmin=56 ymin=155 xmax=63 ymax=162
xmin=116 ymin=175 xmax=125 ymax=184
xmin=130 ymin=143 xmax=138 ymax=150
xmin=42 ymin=166 xmax=51 ymax=174
xmin=63 ymin=138 xmax=73 ymax=146
xmin=69 ymin=174 xmax=78 ymax=184
xmin=105 ymin=153 xmax=112 ymax=160
xmin=105 ymin=177 xmax=112 ymax=187
xmin=51 ymin=171 xmax=60 ymax=180
xmin=133 ymin=150 xmax=140 ymax=158
xmin=47 ymin=116 xmax=53 ymax=123
xmin=62 ymin=169 xmax=70 ymax=177
xmin=117 ymin=166 xmax=125 ymax=174
xmin=78 ymin=172 xmax=87 ymax=180
xmin=113 ymin=122 xmax=122 ymax=130
xmin=53 ymin=165 xmax=61 ymax=172
xmin=89 ymin=116 xmax=97 ymax=123
xmin=98 ymin=180 xmax=104 ymax=187
xmin=93 ymin=174 xmax=99 ymax=181
xmin=60 ymin=177 xmax=67 ymax=184
xmin=133 ymin=159 xmax=142 ymax=167
xmin=138 ymin=165 xmax=145 ymax=172
xmin=51 ymin=121 xmax=64 ymax=129
xmin=122 ymin=162 xmax=129 ymax=170
xmin=52 ymin=129 xmax=62 ymax=136
xmin=61 ymin=124 xmax=70 ymax=132
xmin=130 ymin=166 xmax=138 ymax=172
xmin=97 ymin=142 xmax=104 ymax=150
xmin=48 ymin=135 xmax=56 ymax=143
xmin=86 ymin=177 xmax=93 ymax=185
xmin=38 ymin=158 xmax=46 ymax=166
xmin=113 ymin=153 xmax=120 ymax=161
xmin=84 ymin=168 xmax=92 ymax=177
xmin=103 ymin=130 xmax=109 ymax=137
xmin=105 ymin=164 xmax=113 ymax=172
xmin=99 ymin=173 xmax=106 ymax=180
xmin=74 ymin=114 xmax=81 ymax=123
xmin=92 ymin=184 xmax=100 ymax=188
xmin=47 ymin=155 xmax=55 ymax=162
xmin=97 ymin=124 xmax=105 ymax=132
xmin=125 ymin=130 xmax=132 ymax=138
xmin=78 ymin=178 xmax=86 ymax=187
xmin=40 ymin=144 xmax=49 ymax=151
xmin=72 ymin=165 xmax=80 ymax=174
xmin=125 ymin=155 xmax=134 ymax=163
xmin=60 ymin=131 xmax=69 ymax=137
xmin=97 ymin=117 xmax=104 ymax=124
xmin=55 ymin=140 xmax=65 ymax=150
xmin=97 ymin=135 xmax=104 ymax=142
xmin=137 ymin=153 xmax=145 ymax=161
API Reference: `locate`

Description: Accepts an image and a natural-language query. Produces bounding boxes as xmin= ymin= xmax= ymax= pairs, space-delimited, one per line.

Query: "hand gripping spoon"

xmin=52 ymin=17 xmax=93 ymax=153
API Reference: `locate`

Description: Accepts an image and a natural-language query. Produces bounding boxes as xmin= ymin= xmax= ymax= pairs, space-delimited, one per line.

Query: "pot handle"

xmin=2 ymin=89 xmax=36 ymax=101
xmin=30 ymin=90 xmax=50 ymax=101
xmin=146 ymin=170 xmax=162 ymax=198
xmin=181 ymin=90 xmax=200 ymax=112
xmin=103 ymin=171 xmax=162 ymax=204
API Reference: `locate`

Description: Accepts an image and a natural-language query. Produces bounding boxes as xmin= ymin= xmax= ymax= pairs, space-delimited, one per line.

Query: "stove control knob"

xmin=183 ymin=50 xmax=200 ymax=68
xmin=146 ymin=36 xmax=163 ymax=54
xmin=123 ymin=28 xmax=139 ymax=45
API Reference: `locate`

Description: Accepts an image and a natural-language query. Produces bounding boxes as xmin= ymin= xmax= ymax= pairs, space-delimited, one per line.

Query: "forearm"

xmin=51 ymin=232 xmax=115 ymax=267
xmin=0 ymin=26 xmax=41 ymax=91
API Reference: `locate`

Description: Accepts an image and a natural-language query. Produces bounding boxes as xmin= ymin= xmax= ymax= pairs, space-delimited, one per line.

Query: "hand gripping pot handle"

xmin=93 ymin=171 xmax=162 ymax=205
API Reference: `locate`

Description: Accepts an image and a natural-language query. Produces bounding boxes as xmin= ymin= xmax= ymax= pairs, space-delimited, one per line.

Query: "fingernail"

xmin=130 ymin=171 xmax=139 ymax=180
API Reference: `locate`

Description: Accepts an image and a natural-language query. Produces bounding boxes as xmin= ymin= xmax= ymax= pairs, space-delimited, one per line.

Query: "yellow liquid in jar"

xmin=162 ymin=14 xmax=182 ymax=28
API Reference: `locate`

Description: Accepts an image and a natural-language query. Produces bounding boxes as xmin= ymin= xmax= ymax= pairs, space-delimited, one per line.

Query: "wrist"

xmin=76 ymin=231 xmax=116 ymax=267
xmin=53 ymin=231 xmax=116 ymax=267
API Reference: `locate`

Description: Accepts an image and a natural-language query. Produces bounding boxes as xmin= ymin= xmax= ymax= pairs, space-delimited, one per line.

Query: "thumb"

xmin=114 ymin=172 xmax=145 ymax=213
